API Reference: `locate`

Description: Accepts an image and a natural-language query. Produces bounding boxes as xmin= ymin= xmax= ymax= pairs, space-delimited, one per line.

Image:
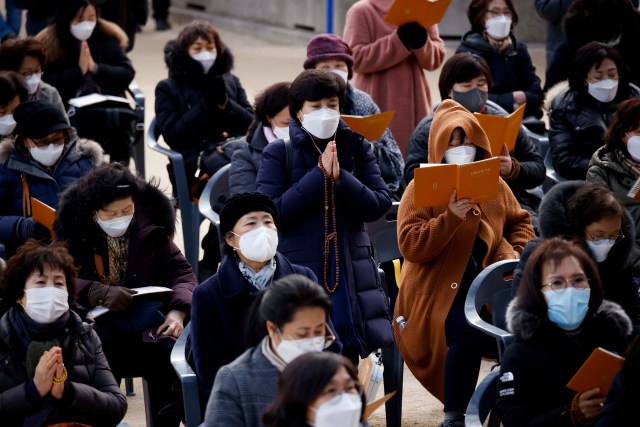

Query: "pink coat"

xmin=343 ymin=0 xmax=446 ymax=156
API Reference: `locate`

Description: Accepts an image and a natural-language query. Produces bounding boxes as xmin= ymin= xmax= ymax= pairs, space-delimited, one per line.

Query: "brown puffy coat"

xmin=393 ymin=100 xmax=535 ymax=401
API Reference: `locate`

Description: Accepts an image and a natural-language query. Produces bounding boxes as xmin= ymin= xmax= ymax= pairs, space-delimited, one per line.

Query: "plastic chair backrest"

xmin=464 ymin=259 xmax=518 ymax=361
xmin=170 ymin=322 xmax=202 ymax=427
xmin=126 ymin=81 xmax=145 ymax=178
xmin=366 ymin=202 xmax=400 ymax=265
xmin=146 ymin=116 xmax=201 ymax=278
xmin=198 ymin=163 xmax=231 ymax=247
xmin=542 ymin=149 xmax=568 ymax=193
xmin=465 ymin=368 xmax=500 ymax=427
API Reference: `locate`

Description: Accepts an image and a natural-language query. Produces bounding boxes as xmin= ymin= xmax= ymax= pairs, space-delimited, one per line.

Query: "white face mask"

xmin=191 ymin=50 xmax=217 ymax=74
xmin=330 ymin=69 xmax=349 ymax=84
xmin=22 ymin=287 xmax=69 ymax=324
xmin=301 ymin=108 xmax=340 ymax=140
xmin=0 ymin=114 xmax=16 ymax=135
xmin=588 ymin=79 xmax=618 ymax=103
xmin=272 ymin=121 xmax=289 ymax=141
xmin=96 ymin=214 xmax=133 ymax=237
xmin=443 ymin=145 xmax=477 ymax=165
xmin=485 ymin=15 xmax=512 ymax=39
xmin=233 ymin=226 xmax=278 ymax=262
xmin=70 ymin=20 xmax=96 ymax=41
xmin=626 ymin=134 xmax=640 ymax=162
xmin=312 ymin=393 xmax=362 ymax=427
xmin=29 ymin=143 xmax=64 ymax=167
xmin=26 ymin=72 xmax=42 ymax=95
xmin=586 ymin=239 xmax=615 ymax=263
xmin=275 ymin=332 xmax=325 ymax=364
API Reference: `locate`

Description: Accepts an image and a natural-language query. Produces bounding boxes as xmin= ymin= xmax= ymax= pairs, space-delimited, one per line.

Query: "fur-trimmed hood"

xmin=36 ymin=18 xmax=129 ymax=63
xmin=543 ymin=80 xmax=568 ymax=112
xmin=163 ymin=39 xmax=234 ymax=82
xmin=506 ymin=296 xmax=633 ymax=341
xmin=0 ymin=132 xmax=103 ymax=167
xmin=54 ymin=180 xmax=177 ymax=245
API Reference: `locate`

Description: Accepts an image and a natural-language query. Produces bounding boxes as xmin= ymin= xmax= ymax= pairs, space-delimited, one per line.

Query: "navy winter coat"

xmin=0 ymin=134 xmax=102 ymax=253
xmin=456 ymin=32 xmax=544 ymax=118
xmin=229 ymin=123 xmax=268 ymax=195
xmin=257 ymin=119 xmax=393 ymax=356
xmin=190 ymin=252 xmax=317 ymax=401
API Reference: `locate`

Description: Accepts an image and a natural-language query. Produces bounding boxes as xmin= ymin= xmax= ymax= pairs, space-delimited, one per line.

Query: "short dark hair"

xmin=245 ymin=274 xmax=331 ymax=347
xmin=1 ymin=239 xmax=77 ymax=304
xmin=175 ymin=20 xmax=224 ymax=54
xmin=0 ymin=37 xmax=47 ymax=70
xmin=289 ymin=69 xmax=346 ymax=122
xmin=516 ymin=238 xmax=604 ymax=317
xmin=245 ymin=81 xmax=291 ymax=142
xmin=438 ymin=52 xmax=492 ymax=100
xmin=566 ymin=183 xmax=626 ymax=238
xmin=467 ymin=0 xmax=519 ymax=33
xmin=568 ymin=41 xmax=631 ymax=98
xmin=55 ymin=0 xmax=102 ymax=49
xmin=263 ymin=352 xmax=364 ymax=427
xmin=605 ymin=98 xmax=640 ymax=154
xmin=0 ymin=70 xmax=27 ymax=106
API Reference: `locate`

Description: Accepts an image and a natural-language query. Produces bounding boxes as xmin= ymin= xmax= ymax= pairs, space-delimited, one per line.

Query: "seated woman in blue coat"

xmin=257 ymin=69 xmax=393 ymax=366
xmin=190 ymin=192 xmax=340 ymax=405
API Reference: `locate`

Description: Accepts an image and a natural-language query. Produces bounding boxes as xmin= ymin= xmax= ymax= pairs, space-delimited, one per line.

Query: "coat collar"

xmin=217 ymin=252 xmax=294 ymax=299
xmin=460 ymin=31 xmax=518 ymax=56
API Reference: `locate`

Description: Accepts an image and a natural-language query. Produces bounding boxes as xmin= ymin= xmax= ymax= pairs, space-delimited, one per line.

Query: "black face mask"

xmin=451 ymin=88 xmax=489 ymax=113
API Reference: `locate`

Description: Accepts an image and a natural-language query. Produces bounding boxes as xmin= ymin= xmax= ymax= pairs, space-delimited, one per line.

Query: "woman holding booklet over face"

xmin=53 ymin=163 xmax=197 ymax=427
xmin=395 ymin=99 xmax=535 ymax=427
xmin=495 ymin=238 xmax=632 ymax=426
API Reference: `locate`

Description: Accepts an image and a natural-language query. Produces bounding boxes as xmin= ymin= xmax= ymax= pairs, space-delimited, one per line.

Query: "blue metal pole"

xmin=327 ymin=0 xmax=333 ymax=33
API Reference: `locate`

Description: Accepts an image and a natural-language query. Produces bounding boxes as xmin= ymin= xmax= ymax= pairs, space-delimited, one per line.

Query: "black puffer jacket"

xmin=404 ymin=102 xmax=545 ymax=208
xmin=495 ymin=297 xmax=631 ymax=426
xmin=512 ymin=181 xmax=640 ymax=332
xmin=0 ymin=308 xmax=127 ymax=426
xmin=155 ymin=40 xmax=253 ymax=178
xmin=548 ymin=83 xmax=640 ymax=180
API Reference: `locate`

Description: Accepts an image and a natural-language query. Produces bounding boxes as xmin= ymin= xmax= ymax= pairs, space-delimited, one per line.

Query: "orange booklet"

xmin=341 ymin=111 xmax=395 ymax=141
xmin=474 ymin=103 xmax=526 ymax=156
xmin=31 ymin=197 xmax=55 ymax=235
xmin=413 ymin=157 xmax=501 ymax=208
xmin=566 ymin=347 xmax=624 ymax=395
xmin=384 ymin=0 xmax=452 ymax=29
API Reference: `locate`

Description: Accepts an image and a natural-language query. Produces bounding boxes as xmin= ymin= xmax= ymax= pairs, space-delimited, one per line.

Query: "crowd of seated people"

xmin=3 ymin=0 xmax=640 ymax=426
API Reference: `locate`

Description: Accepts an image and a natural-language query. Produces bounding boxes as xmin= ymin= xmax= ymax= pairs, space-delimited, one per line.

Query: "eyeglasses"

xmin=542 ymin=275 xmax=590 ymax=293
xmin=585 ymin=230 xmax=624 ymax=245
xmin=30 ymin=135 xmax=66 ymax=149
xmin=487 ymin=9 xmax=512 ymax=18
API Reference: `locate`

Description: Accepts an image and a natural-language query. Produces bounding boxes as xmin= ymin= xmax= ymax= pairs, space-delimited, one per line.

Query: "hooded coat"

xmin=548 ymin=83 xmax=640 ymax=180
xmin=0 ymin=308 xmax=127 ymax=426
xmin=0 ymin=133 xmax=103 ymax=253
xmin=343 ymin=0 xmax=446 ymax=154
xmin=53 ymin=181 xmax=196 ymax=312
xmin=587 ymin=146 xmax=640 ymax=275
xmin=512 ymin=180 xmax=640 ymax=331
xmin=155 ymin=40 xmax=253 ymax=180
xmin=256 ymin=118 xmax=393 ymax=356
xmin=456 ymin=32 xmax=544 ymax=118
xmin=36 ymin=19 xmax=135 ymax=105
xmin=495 ymin=297 xmax=631 ymax=426
xmin=394 ymin=100 xmax=535 ymax=401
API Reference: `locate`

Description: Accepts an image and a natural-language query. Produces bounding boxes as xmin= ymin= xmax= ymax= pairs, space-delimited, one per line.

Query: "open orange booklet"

xmin=474 ymin=103 xmax=525 ymax=156
xmin=341 ymin=111 xmax=395 ymax=141
xmin=31 ymin=197 xmax=55 ymax=235
xmin=413 ymin=157 xmax=501 ymax=208
xmin=566 ymin=347 xmax=624 ymax=395
xmin=384 ymin=0 xmax=452 ymax=29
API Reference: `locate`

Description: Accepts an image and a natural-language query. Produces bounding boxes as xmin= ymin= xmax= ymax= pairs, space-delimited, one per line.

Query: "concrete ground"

xmin=119 ymin=15 xmax=547 ymax=427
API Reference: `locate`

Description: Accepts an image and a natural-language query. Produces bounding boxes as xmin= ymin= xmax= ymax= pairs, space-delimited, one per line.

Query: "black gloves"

xmin=204 ymin=74 xmax=228 ymax=111
xmin=397 ymin=21 xmax=427 ymax=50
xmin=14 ymin=217 xmax=51 ymax=241
xmin=88 ymin=282 xmax=137 ymax=312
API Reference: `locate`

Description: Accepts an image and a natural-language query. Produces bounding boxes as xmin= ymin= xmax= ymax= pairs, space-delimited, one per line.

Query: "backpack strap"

xmin=284 ymin=138 xmax=293 ymax=176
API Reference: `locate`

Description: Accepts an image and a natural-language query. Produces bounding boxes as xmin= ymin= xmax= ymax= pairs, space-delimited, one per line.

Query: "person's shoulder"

xmin=0 ymin=136 xmax=17 ymax=165
xmin=595 ymin=300 xmax=633 ymax=337
xmin=72 ymin=137 xmax=104 ymax=166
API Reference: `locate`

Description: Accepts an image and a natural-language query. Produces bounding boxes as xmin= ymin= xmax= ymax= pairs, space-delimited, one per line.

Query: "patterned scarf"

xmin=238 ymin=256 xmax=276 ymax=291
xmin=615 ymin=148 xmax=640 ymax=179
xmin=106 ymin=235 xmax=129 ymax=286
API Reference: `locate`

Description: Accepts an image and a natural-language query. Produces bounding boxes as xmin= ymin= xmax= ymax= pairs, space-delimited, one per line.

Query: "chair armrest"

xmin=170 ymin=323 xmax=202 ymax=427
xmin=198 ymin=168 xmax=221 ymax=227
xmin=465 ymin=368 xmax=500 ymax=426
